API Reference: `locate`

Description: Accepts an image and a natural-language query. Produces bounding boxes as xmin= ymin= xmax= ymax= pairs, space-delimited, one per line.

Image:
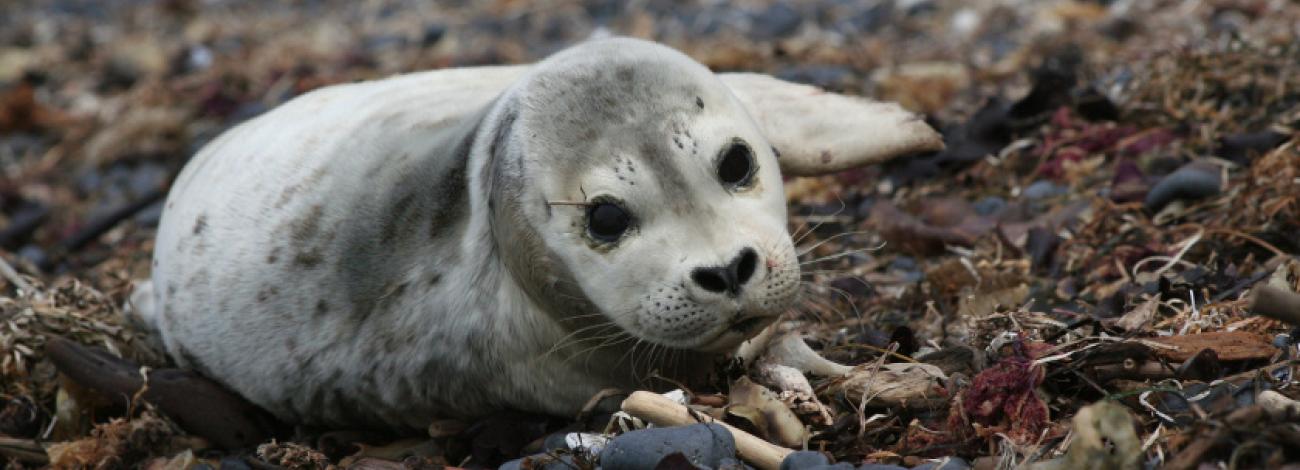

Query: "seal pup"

xmin=131 ymin=37 xmax=943 ymax=430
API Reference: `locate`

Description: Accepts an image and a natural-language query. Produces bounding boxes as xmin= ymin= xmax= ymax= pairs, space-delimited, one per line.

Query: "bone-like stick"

xmin=1250 ymin=285 xmax=1300 ymax=326
xmin=621 ymin=391 xmax=794 ymax=470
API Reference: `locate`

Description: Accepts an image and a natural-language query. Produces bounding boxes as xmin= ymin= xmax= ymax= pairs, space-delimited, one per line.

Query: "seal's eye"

xmin=718 ymin=141 xmax=755 ymax=189
xmin=587 ymin=202 xmax=631 ymax=242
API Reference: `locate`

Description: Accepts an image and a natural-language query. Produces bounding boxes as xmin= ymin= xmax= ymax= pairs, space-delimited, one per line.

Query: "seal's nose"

xmin=691 ymin=248 xmax=758 ymax=296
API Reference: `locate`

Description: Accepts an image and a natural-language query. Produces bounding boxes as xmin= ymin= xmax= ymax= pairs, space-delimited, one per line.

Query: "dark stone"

xmin=543 ymin=432 xmax=569 ymax=452
xmin=1144 ymin=162 xmax=1222 ymax=212
xmin=781 ymin=451 xmax=830 ymax=470
xmin=840 ymin=3 xmax=892 ymax=34
xmin=1022 ymin=180 xmax=1065 ymax=200
xmin=971 ymin=196 xmax=1006 ymax=216
xmin=1216 ymin=130 xmax=1288 ymax=164
xmin=600 ymin=423 xmax=736 ymax=470
xmin=1073 ymin=86 xmax=1120 ymax=121
xmin=1025 ymin=226 xmax=1061 ymax=272
xmin=422 ymin=23 xmax=447 ymax=46
xmin=775 ymin=65 xmax=854 ymax=91
xmin=718 ymin=457 xmax=753 ymax=470
xmin=218 ymin=457 xmax=253 ymax=470
xmin=750 ymin=2 xmax=803 ymax=39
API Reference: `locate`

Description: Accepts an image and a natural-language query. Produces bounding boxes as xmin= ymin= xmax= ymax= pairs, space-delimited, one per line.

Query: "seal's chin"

xmin=694 ymin=315 xmax=779 ymax=353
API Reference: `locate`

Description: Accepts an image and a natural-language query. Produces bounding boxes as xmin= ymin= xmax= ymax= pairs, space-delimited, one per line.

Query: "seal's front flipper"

xmin=45 ymin=335 xmax=283 ymax=449
xmin=718 ymin=73 xmax=945 ymax=176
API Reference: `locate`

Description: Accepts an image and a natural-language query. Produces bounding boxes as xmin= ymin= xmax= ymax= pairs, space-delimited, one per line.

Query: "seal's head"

xmin=485 ymin=38 xmax=943 ymax=353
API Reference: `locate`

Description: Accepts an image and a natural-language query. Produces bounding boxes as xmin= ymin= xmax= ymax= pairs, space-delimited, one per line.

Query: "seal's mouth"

xmin=728 ymin=315 xmax=768 ymax=334
xmin=694 ymin=314 xmax=776 ymax=352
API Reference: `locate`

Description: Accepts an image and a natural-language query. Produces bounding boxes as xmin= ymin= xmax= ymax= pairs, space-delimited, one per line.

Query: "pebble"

xmin=599 ymin=423 xmax=736 ymax=470
xmin=840 ymin=3 xmax=892 ymax=34
xmin=1143 ymin=162 xmax=1221 ymax=212
xmin=781 ymin=450 xmax=829 ymax=470
xmin=542 ymin=432 xmax=569 ymax=452
xmin=858 ymin=465 xmax=906 ymax=470
xmin=218 ymin=457 xmax=253 ymax=470
xmin=775 ymin=65 xmax=855 ymax=90
xmin=971 ymin=196 xmax=1006 ymax=216
xmin=1021 ymin=180 xmax=1066 ymax=200
xmin=421 ymin=23 xmax=447 ymax=46
xmin=719 ymin=456 xmax=754 ymax=470
xmin=750 ymin=2 xmax=803 ymax=39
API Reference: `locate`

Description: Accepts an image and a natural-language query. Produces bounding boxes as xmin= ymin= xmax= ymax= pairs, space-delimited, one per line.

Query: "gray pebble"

xmin=719 ymin=456 xmax=755 ymax=470
xmin=600 ymin=423 xmax=736 ymax=470
xmin=1144 ymin=162 xmax=1221 ymax=212
xmin=972 ymin=196 xmax=1006 ymax=216
xmin=781 ymin=451 xmax=830 ymax=470
xmin=1022 ymin=180 xmax=1066 ymax=200
xmin=750 ymin=2 xmax=803 ymax=39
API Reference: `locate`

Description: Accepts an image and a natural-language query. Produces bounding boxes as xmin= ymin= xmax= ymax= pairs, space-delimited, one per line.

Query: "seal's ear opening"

xmin=718 ymin=73 xmax=946 ymax=177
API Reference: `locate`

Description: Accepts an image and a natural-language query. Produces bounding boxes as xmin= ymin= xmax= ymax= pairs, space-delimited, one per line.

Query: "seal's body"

xmin=136 ymin=38 xmax=942 ymax=429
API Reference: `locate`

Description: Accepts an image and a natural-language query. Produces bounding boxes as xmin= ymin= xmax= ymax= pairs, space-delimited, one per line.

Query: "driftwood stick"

xmin=1249 ymin=285 xmax=1300 ymax=326
xmin=621 ymin=391 xmax=793 ymax=470
xmin=0 ymin=436 xmax=48 ymax=464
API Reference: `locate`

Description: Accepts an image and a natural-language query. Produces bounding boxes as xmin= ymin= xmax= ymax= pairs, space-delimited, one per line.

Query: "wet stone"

xmin=781 ymin=450 xmax=829 ymax=470
xmin=749 ymin=2 xmax=803 ymax=39
xmin=1022 ymin=180 xmax=1066 ymax=200
xmin=972 ymin=196 xmax=1006 ymax=216
xmin=599 ymin=423 xmax=736 ymax=470
xmin=775 ymin=65 xmax=855 ymax=91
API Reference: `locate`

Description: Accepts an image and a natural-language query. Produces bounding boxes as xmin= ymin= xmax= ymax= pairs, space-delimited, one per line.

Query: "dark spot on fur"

xmin=696 ymin=97 xmax=704 ymax=109
xmin=275 ymin=167 xmax=328 ymax=209
xmin=315 ymin=299 xmax=330 ymax=316
xmin=427 ymin=273 xmax=441 ymax=286
xmin=256 ymin=286 xmax=279 ymax=302
xmin=267 ymin=247 xmax=280 ymax=264
xmin=288 ymin=205 xmax=327 ymax=268
xmin=192 ymin=215 xmax=207 ymax=235
xmin=290 ymin=205 xmax=324 ymax=243
xmin=285 ymin=337 xmax=297 ymax=352
xmin=616 ymin=66 xmax=634 ymax=83
xmin=381 ymin=193 xmax=417 ymax=243
xmin=275 ymin=184 xmax=300 ymax=209
xmin=294 ymin=248 xmax=323 ymax=268
xmin=167 ymin=284 xmax=177 ymax=295
xmin=771 ymin=146 xmax=781 ymax=158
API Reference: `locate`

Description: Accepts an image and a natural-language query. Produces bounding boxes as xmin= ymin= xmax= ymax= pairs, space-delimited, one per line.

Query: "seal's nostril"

xmin=692 ymin=268 xmax=729 ymax=293
xmin=734 ymin=248 xmax=757 ymax=286
xmin=693 ymin=248 xmax=759 ymax=296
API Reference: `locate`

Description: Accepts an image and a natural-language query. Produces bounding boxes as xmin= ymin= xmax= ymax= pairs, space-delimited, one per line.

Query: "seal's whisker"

xmin=546 ymin=200 xmax=593 ymax=207
xmin=820 ymin=283 xmax=865 ymax=321
xmin=796 ymin=229 xmax=871 ymax=256
xmin=790 ymin=195 xmax=847 ymax=245
xmin=799 ymin=245 xmax=886 ymax=266
xmin=543 ymin=322 xmax=622 ymax=358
